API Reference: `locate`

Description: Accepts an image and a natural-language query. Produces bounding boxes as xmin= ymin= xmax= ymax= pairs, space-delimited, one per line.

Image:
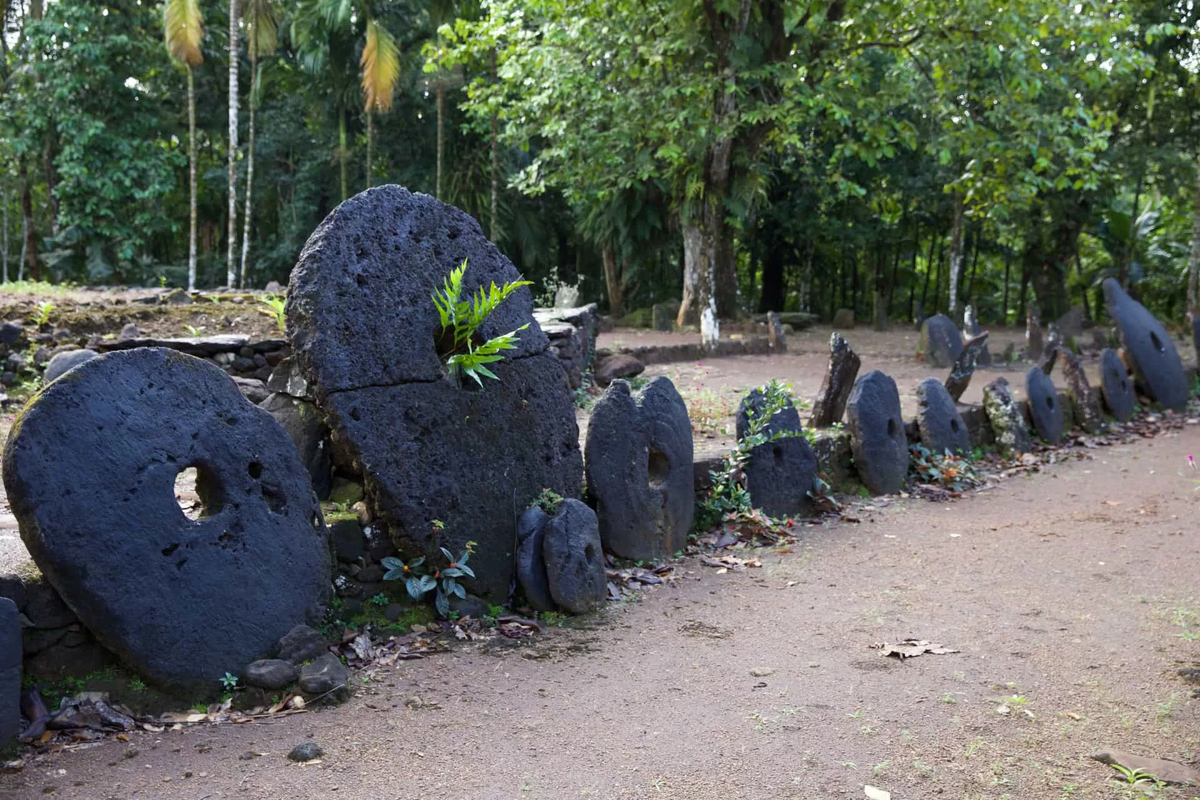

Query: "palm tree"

xmin=226 ymin=0 xmax=240 ymax=288
xmin=361 ymin=19 xmax=399 ymax=188
xmin=164 ymin=0 xmax=204 ymax=292
xmin=293 ymin=0 xmax=400 ymax=202
xmin=238 ymin=0 xmax=278 ymax=288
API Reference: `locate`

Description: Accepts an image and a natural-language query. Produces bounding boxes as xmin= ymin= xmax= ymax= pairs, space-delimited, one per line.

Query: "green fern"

xmin=432 ymin=259 xmax=531 ymax=386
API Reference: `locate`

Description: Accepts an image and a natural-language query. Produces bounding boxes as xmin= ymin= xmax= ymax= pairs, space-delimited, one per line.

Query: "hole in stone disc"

xmin=887 ymin=418 xmax=898 ymax=436
xmin=248 ymin=461 xmax=263 ymax=479
xmin=1150 ymin=330 xmax=1165 ymax=353
xmin=772 ymin=445 xmax=783 ymax=461
xmin=174 ymin=464 xmax=226 ymax=521
xmin=584 ymin=543 xmax=596 ymax=563
xmin=1045 ymin=395 xmax=1054 ymax=409
xmin=647 ymin=449 xmax=670 ymax=488
xmin=950 ymin=419 xmax=960 ymax=432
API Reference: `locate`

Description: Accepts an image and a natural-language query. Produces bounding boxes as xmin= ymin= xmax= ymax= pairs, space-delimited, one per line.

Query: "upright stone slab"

xmin=0 ymin=597 xmax=18 ymax=749
xmin=585 ymin=377 xmax=693 ymax=561
xmin=918 ymin=314 xmax=963 ymax=368
xmin=1025 ymin=367 xmax=1064 ymax=444
xmin=962 ymin=305 xmax=990 ymax=366
xmin=916 ymin=378 xmax=970 ymax=455
xmin=944 ymin=331 xmax=990 ymax=402
xmin=259 ymin=393 xmax=333 ymax=500
xmin=1059 ymin=349 xmax=1105 ymax=434
xmin=2 ymin=349 xmax=330 ymax=687
xmin=736 ymin=388 xmax=818 ymax=517
xmin=287 ymin=186 xmax=582 ymax=600
xmin=542 ymin=499 xmax=606 ymax=614
xmin=845 ymin=371 xmax=908 ymax=495
xmin=515 ymin=506 xmax=555 ymax=612
xmin=1102 ymin=278 xmax=1187 ymax=411
xmin=809 ymin=332 xmax=860 ymax=428
xmin=983 ymin=377 xmax=1032 ymax=455
xmin=1099 ymin=347 xmax=1135 ymax=421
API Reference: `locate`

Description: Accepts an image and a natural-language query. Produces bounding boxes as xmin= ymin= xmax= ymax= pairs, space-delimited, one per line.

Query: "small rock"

xmin=328 ymin=478 xmax=364 ymax=508
xmin=0 ymin=322 xmax=23 ymax=347
xmin=231 ymin=687 xmax=269 ymax=712
xmin=594 ymin=354 xmax=645 ymax=387
xmin=244 ymin=659 xmax=297 ymax=691
xmin=330 ymin=519 xmax=366 ymax=564
xmin=749 ymin=667 xmax=775 ymax=677
xmin=276 ymin=625 xmax=328 ymax=665
xmin=297 ymin=654 xmax=349 ymax=703
xmin=287 ymin=742 xmax=324 ymax=763
xmin=161 ymin=288 xmax=193 ymax=305
xmin=118 ymin=323 xmax=141 ymax=341
xmin=383 ymin=604 xmax=406 ymax=622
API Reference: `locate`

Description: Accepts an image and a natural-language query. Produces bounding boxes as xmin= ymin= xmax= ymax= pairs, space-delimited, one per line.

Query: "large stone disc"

xmin=915 ymin=378 xmax=970 ymax=454
xmin=1099 ymin=347 xmax=1135 ymax=421
xmin=2 ymin=348 xmax=330 ymax=688
xmin=1025 ymin=367 xmax=1064 ymax=444
xmin=287 ymin=186 xmax=582 ymax=599
xmin=1102 ymin=278 xmax=1187 ymax=411
xmin=917 ymin=314 xmax=964 ymax=368
xmin=846 ymin=370 xmax=909 ymax=494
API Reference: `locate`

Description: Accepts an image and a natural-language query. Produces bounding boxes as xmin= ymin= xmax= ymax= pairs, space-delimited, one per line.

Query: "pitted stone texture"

xmin=1059 ymin=349 xmax=1105 ymax=434
xmin=944 ymin=332 xmax=989 ymax=402
xmin=916 ymin=378 xmax=970 ymax=454
xmin=918 ymin=314 xmax=963 ymax=368
xmin=516 ymin=506 xmax=555 ymax=612
xmin=736 ymin=389 xmax=818 ymax=518
xmin=320 ymin=355 xmax=581 ymax=600
xmin=1103 ymin=278 xmax=1187 ymax=411
xmin=845 ymin=371 xmax=908 ymax=495
xmin=542 ymin=499 xmax=606 ymax=615
xmin=287 ymin=186 xmax=582 ymax=601
xmin=2 ymin=349 xmax=330 ymax=688
xmin=809 ymin=333 xmax=860 ymax=428
xmin=287 ymin=186 xmax=548 ymax=393
xmin=259 ymin=393 xmax=332 ymax=500
xmin=585 ymin=378 xmax=693 ymax=561
xmin=1 ymin=597 xmax=18 ymax=749
xmin=1099 ymin=348 xmax=1135 ymax=421
xmin=1025 ymin=367 xmax=1064 ymax=444
xmin=983 ymin=377 xmax=1032 ymax=455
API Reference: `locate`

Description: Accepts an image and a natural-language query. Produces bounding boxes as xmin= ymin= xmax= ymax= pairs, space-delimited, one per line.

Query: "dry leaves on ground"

xmin=870 ymin=639 xmax=960 ymax=659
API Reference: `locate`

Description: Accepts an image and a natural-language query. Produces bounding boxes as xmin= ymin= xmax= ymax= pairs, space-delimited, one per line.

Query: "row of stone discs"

xmin=286 ymin=186 xmax=584 ymax=602
xmin=2 ymin=348 xmax=331 ymax=689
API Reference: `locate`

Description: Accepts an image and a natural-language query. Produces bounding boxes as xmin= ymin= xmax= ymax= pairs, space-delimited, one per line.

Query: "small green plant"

xmin=220 ymin=672 xmax=238 ymax=691
xmin=1109 ymin=763 xmax=1162 ymax=787
xmin=908 ymin=444 xmax=984 ymax=491
xmin=158 ymin=275 xmax=168 ymax=288
xmin=370 ymin=592 xmax=389 ymax=607
xmin=534 ymin=488 xmax=563 ymax=514
xmin=381 ymin=535 xmax=478 ymax=618
xmin=431 ymin=260 xmax=531 ymax=386
xmin=33 ymin=301 xmax=55 ymax=326
xmin=128 ymin=676 xmax=147 ymax=693
xmin=183 ymin=324 xmax=206 ymax=337
xmin=258 ymin=294 xmax=286 ymax=332
xmin=540 ymin=610 xmax=565 ymax=627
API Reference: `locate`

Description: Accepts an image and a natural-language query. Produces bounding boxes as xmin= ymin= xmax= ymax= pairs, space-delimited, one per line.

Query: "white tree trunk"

xmin=2 ymin=183 xmax=8 ymax=283
xmin=226 ymin=0 xmax=239 ymax=289
xmin=677 ymin=221 xmax=701 ymax=328
xmin=187 ymin=66 xmax=198 ymax=292
xmin=1188 ymin=152 xmax=1200 ymax=310
xmin=239 ymin=63 xmax=257 ymax=289
xmin=947 ymin=190 xmax=965 ymax=314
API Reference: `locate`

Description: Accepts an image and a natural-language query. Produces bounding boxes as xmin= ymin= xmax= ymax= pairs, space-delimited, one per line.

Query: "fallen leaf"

xmin=870 ymin=639 xmax=960 ymax=659
xmin=864 ymin=786 xmax=891 ymax=800
xmin=750 ymin=667 xmax=775 ymax=678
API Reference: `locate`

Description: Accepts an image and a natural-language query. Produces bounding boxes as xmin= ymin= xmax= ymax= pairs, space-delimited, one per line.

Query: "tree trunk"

xmin=42 ymin=127 xmax=59 ymax=236
xmin=436 ymin=86 xmax=446 ymax=200
xmin=226 ymin=0 xmax=239 ymax=288
xmin=964 ymin=226 xmax=981 ymax=302
xmin=758 ymin=233 xmax=785 ymax=312
xmin=1123 ymin=173 xmax=1143 ymax=288
xmin=677 ymin=219 xmax=699 ymax=327
xmin=1074 ymin=236 xmax=1091 ymax=319
xmin=800 ymin=238 xmax=813 ymax=312
xmin=2 ymin=182 xmax=9 ymax=283
xmin=946 ymin=190 xmax=965 ymax=315
xmin=490 ymin=108 xmax=499 ymax=242
xmin=920 ymin=231 xmax=936 ymax=314
xmin=18 ymin=157 xmax=37 ymax=281
xmin=1002 ymin=250 xmax=1011 ymax=324
xmin=365 ymin=110 xmax=374 ymax=189
xmin=601 ymin=245 xmax=625 ymax=318
xmin=338 ymin=108 xmax=348 ymax=202
xmin=239 ymin=63 xmax=258 ymax=289
xmin=187 ymin=66 xmax=198 ymax=291
xmin=1188 ymin=152 xmax=1200 ymax=309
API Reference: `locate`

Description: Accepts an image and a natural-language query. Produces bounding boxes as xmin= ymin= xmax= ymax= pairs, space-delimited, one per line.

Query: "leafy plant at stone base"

xmin=258 ymin=294 xmax=286 ymax=332
xmin=908 ymin=445 xmax=984 ymax=492
xmin=32 ymin=302 xmax=54 ymax=327
xmin=534 ymin=488 xmax=563 ymax=514
xmin=220 ymin=672 xmax=238 ymax=691
xmin=431 ymin=259 xmax=531 ymax=387
xmin=694 ymin=379 xmax=805 ymax=534
xmin=382 ymin=537 xmax=478 ymax=618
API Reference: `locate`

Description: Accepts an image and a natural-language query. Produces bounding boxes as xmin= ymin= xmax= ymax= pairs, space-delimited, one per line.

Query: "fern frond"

xmin=362 ymin=19 xmax=401 ymax=113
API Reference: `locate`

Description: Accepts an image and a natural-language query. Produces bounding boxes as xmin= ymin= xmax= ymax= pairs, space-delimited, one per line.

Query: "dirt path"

xmin=4 ymin=425 xmax=1200 ymax=799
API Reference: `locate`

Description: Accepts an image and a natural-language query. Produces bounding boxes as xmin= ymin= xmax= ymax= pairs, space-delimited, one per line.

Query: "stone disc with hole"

xmin=735 ymin=388 xmax=817 ymax=518
xmin=542 ymin=499 xmax=606 ymax=614
xmin=1099 ymin=347 xmax=1135 ymax=421
xmin=585 ymin=377 xmax=693 ymax=561
xmin=845 ymin=370 xmax=909 ymax=495
xmin=917 ymin=314 xmax=963 ymax=368
xmin=1102 ymin=278 xmax=1187 ymax=411
xmin=287 ymin=186 xmax=582 ymax=599
xmin=2 ymin=348 xmax=330 ymax=688
xmin=1024 ymin=367 xmax=1064 ymax=444
xmin=915 ymin=378 xmax=970 ymax=454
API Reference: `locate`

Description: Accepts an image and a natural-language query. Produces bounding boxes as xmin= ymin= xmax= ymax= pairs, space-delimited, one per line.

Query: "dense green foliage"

xmin=1 ymin=0 xmax=1198 ymax=327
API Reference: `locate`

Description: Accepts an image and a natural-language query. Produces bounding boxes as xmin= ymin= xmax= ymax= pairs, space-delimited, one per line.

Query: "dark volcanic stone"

xmin=244 ymin=659 xmax=297 ymax=691
xmin=0 ymin=322 xmax=23 ymax=347
xmin=944 ymin=332 xmax=989 ymax=402
xmin=1103 ymin=278 xmax=1187 ymax=411
xmin=845 ymin=371 xmax=908 ymax=494
xmin=542 ymin=499 xmax=606 ymax=615
xmin=515 ymin=506 xmax=555 ymax=612
xmin=232 ymin=377 xmax=270 ymax=405
xmin=918 ymin=314 xmax=963 ymax=368
xmin=1059 ymin=349 xmax=1105 ymax=434
xmin=330 ymin=519 xmax=366 ymax=563
xmin=21 ymin=579 xmax=77 ymax=629
xmin=1025 ymin=367 xmax=1064 ymax=444
xmin=809 ymin=332 xmax=860 ymax=428
xmin=2 ymin=349 xmax=331 ymax=688
xmin=736 ymin=389 xmax=818 ymax=517
xmin=1 ymin=597 xmax=19 ymax=749
xmin=594 ymin=353 xmax=645 ymax=387
xmin=915 ymin=378 xmax=970 ymax=454
xmin=288 ymin=742 xmax=324 ymax=762
xmin=298 ymin=653 xmax=349 ymax=702
xmin=287 ymin=186 xmax=581 ymax=601
xmin=1099 ymin=348 xmax=1135 ymax=421
xmin=259 ymin=393 xmax=332 ymax=500
xmin=983 ymin=377 xmax=1032 ymax=455
xmin=584 ymin=377 xmax=693 ymax=561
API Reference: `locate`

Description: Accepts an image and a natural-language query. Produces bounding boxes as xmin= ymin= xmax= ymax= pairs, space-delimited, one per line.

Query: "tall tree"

xmin=226 ymin=0 xmax=241 ymax=287
xmin=164 ymin=0 xmax=205 ymax=291
xmin=239 ymin=0 xmax=278 ymax=288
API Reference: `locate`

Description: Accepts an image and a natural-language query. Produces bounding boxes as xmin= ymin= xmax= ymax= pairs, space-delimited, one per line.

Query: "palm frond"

xmin=361 ymin=18 xmax=401 ymax=113
xmin=242 ymin=0 xmax=279 ymax=60
xmin=164 ymin=0 xmax=204 ymax=67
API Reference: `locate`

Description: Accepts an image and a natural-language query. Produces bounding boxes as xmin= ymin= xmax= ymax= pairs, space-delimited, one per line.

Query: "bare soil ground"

xmin=3 ymin=424 xmax=1200 ymax=799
